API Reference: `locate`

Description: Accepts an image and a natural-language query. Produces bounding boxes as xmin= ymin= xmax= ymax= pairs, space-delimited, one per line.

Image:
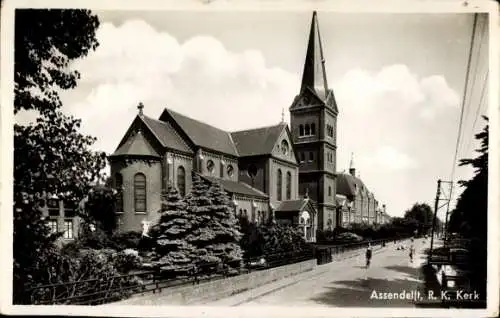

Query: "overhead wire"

xmin=443 ymin=13 xmax=478 ymax=227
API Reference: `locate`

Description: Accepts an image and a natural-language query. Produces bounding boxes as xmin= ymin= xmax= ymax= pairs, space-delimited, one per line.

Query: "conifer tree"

xmin=184 ymin=174 xmax=220 ymax=271
xmin=206 ymin=183 xmax=243 ymax=273
xmin=151 ymin=185 xmax=196 ymax=275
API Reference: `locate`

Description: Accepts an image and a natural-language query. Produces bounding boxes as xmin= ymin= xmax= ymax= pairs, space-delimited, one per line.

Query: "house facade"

xmin=336 ymin=154 xmax=387 ymax=228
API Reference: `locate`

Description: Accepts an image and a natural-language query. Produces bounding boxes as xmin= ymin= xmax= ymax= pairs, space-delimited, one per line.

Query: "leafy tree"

xmin=15 ymin=9 xmax=99 ymax=115
xmin=403 ymin=202 xmax=434 ymax=236
xmin=447 ymin=117 xmax=488 ymax=299
xmin=448 ymin=116 xmax=488 ymax=241
xmin=14 ymin=113 xmax=107 ymax=205
xmin=150 ymin=186 xmax=196 ymax=275
xmin=79 ymin=186 xmax=118 ymax=235
xmin=13 ymin=9 xmax=103 ymax=303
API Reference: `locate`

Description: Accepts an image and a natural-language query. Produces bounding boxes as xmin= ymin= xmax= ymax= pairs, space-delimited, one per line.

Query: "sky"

xmin=15 ymin=10 xmax=490 ymax=219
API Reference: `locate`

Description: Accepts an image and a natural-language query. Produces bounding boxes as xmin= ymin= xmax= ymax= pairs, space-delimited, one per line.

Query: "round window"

xmin=227 ymin=165 xmax=234 ymax=177
xmin=206 ymin=160 xmax=215 ymax=173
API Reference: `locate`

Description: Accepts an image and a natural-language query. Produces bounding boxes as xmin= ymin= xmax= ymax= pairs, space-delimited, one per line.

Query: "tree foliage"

xmin=448 ymin=116 xmax=488 ymax=241
xmin=14 ymin=113 xmax=107 ymax=205
xmin=79 ymin=186 xmax=119 ymax=235
xmin=403 ymin=202 xmax=434 ymax=236
xmin=150 ymin=186 xmax=196 ymax=275
xmin=15 ymin=9 xmax=99 ymax=115
xmin=13 ymin=9 xmax=105 ymax=304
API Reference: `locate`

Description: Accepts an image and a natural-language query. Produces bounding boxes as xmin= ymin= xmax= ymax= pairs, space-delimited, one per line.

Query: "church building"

xmin=109 ymin=12 xmax=341 ymax=242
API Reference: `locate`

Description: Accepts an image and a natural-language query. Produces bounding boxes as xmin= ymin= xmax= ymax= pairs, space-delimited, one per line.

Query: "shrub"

xmin=110 ymin=231 xmax=142 ymax=251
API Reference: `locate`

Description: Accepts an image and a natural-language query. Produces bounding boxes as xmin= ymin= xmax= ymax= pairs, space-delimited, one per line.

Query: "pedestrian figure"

xmin=409 ymin=238 xmax=415 ymax=263
xmin=365 ymin=243 xmax=372 ymax=269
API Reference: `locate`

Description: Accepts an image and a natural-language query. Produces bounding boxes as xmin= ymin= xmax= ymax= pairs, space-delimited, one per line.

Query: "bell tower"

xmin=290 ymin=11 xmax=339 ymax=230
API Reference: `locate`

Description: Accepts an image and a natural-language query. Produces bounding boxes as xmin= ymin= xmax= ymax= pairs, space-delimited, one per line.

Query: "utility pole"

xmin=429 ymin=180 xmax=441 ymax=263
xmin=443 ymin=181 xmax=454 ymax=243
xmin=428 ymin=179 xmax=453 ymax=264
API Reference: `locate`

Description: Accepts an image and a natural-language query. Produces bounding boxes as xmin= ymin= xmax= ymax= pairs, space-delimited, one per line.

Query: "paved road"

xmin=205 ymin=238 xmax=430 ymax=307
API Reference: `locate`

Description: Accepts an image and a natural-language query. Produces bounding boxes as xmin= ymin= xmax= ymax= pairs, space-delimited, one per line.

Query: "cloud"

xmin=359 ymin=146 xmax=419 ymax=171
xmin=60 ymin=20 xmax=298 ymax=153
xmin=334 ymin=64 xmax=459 ymax=119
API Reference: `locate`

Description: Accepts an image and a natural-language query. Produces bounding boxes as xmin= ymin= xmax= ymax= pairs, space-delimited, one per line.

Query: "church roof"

xmin=230 ymin=123 xmax=286 ymax=157
xmin=161 ymin=108 xmax=239 ymax=157
xmin=336 ymin=172 xmax=369 ymax=197
xmin=199 ymin=175 xmax=268 ymax=199
xmin=276 ymin=199 xmax=310 ymax=212
xmin=141 ymin=115 xmax=193 ymax=152
xmin=110 ymin=129 xmax=160 ymax=158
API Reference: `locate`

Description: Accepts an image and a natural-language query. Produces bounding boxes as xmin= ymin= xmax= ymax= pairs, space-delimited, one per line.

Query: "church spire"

xmin=300 ymin=11 xmax=329 ymax=101
xmin=349 ymin=152 xmax=356 ymax=176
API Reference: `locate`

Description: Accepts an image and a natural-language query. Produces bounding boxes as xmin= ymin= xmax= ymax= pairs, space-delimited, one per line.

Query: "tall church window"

xmin=309 ymin=152 xmax=314 ymax=162
xmin=134 ymin=173 xmax=147 ymax=213
xmin=206 ymin=160 xmax=215 ymax=174
xmin=115 ymin=173 xmax=123 ymax=212
xmin=328 ymin=186 xmax=332 ymax=197
xmin=311 ymin=123 xmax=316 ymax=135
xmin=305 ymin=124 xmax=310 ymax=136
xmin=299 ymin=124 xmax=304 ymax=136
xmin=300 ymin=152 xmax=305 ymax=163
xmin=286 ymin=171 xmax=292 ymax=200
xmin=277 ymin=169 xmax=282 ymax=201
xmin=177 ymin=166 xmax=186 ymax=197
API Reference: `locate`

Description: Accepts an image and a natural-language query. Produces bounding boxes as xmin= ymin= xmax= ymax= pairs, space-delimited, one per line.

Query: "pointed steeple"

xmin=300 ymin=11 xmax=329 ymax=101
xmin=349 ymin=152 xmax=356 ymax=176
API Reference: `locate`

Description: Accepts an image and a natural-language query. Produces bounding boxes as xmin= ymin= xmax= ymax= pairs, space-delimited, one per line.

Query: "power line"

xmin=444 ymin=13 xmax=478 ymax=226
xmin=461 ymin=14 xmax=486 ymax=145
xmin=450 ymin=13 xmax=478 ymax=184
xmin=464 ymin=71 xmax=489 ymax=155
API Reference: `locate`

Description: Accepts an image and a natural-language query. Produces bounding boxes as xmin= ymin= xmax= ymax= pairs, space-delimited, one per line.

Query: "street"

xmin=204 ymin=238 xmax=429 ymax=307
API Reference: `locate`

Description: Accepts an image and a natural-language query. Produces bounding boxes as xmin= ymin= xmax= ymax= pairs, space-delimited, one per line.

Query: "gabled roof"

xmin=199 ymin=174 xmax=268 ymax=199
xmin=110 ymin=129 xmax=160 ymax=158
xmin=160 ymin=108 xmax=239 ymax=157
xmin=276 ymin=199 xmax=314 ymax=212
xmin=230 ymin=123 xmax=286 ymax=157
xmin=142 ymin=115 xmax=193 ymax=153
xmin=336 ymin=172 xmax=369 ymax=197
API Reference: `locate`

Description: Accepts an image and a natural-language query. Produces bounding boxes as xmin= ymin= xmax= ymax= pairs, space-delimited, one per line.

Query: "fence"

xmin=24 ymin=250 xmax=314 ymax=305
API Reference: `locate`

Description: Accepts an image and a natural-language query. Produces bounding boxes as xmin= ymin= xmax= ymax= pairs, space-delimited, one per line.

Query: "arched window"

xmin=177 ymin=166 xmax=186 ymax=197
xmin=300 ymin=152 xmax=305 ymax=162
xmin=286 ymin=171 xmax=292 ymax=200
xmin=134 ymin=173 xmax=147 ymax=213
xmin=206 ymin=160 xmax=215 ymax=174
xmin=311 ymin=123 xmax=316 ymax=135
xmin=309 ymin=152 xmax=314 ymax=162
xmin=299 ymin=124 xmax=304 ymax=136
xmin=305 ymin=124 xmax=310 ymax=136
xmin=277 ymin=169 xmax=282 ymax=201
xmin=115 ymin=173 xmax=124 ymax=212
xmin=328 ymin=186 xmax=332 ymax=197
xmin=239 ymin=208 xmax=243 ymax=216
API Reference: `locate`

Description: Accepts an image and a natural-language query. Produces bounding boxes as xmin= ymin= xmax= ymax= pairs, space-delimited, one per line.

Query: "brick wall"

xmin=111 ymin=159 xmax=162 ymax=233
xmin=119 ymin=259 xmax=317 ymax=305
